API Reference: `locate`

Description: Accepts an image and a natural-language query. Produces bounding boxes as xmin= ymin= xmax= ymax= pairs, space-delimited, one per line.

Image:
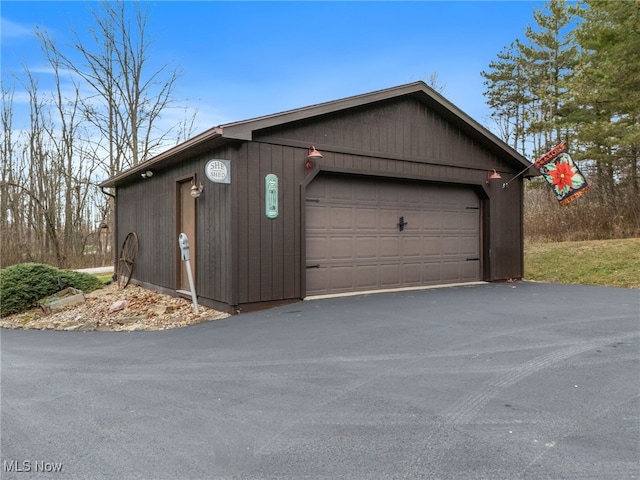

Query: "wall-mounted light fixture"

xmin=486 ymin=169 xmax=502 ymax=185
xmin=141 ymin=170 xmax=154 ymax=179
xmin=190 ymin=180 xmax=204 ymax=198
xmin=306 ymin=146 xmax=323 ymax=170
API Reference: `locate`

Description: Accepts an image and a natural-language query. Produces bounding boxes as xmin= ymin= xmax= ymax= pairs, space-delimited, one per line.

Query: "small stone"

xmin=122 ymin=323 xmax=147 ymax=332
xmin=109 ymin=300 xmax=128 ymax=313
xmin=148 ymin=305 xmax=167 ymax=316
xmin=116 ymin=316 xmax=147 ymax=325
xmin=78 ymin=319 xmax=98 ymax=331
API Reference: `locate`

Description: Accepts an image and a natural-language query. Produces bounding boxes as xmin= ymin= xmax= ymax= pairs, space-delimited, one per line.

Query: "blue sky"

xmin=1 ymin=1 xmax=544 ymax=139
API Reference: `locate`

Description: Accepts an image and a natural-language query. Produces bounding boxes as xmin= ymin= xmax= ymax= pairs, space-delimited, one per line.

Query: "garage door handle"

xmin=306 ymin=264 xmax=320 ymax=269
xmin=466 ymin=257 xmax=480 ymax=261
xmin=398 ymin=216 xmax=408 ymax=231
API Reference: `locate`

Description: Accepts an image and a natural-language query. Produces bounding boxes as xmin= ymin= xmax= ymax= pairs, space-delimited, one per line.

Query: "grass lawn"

xmin=95 ymin=272 xmax=114 ymax=284
xmin=524 ymin=237 xmax=640 ymax=289
xmin=90 ymin=240 xmax=639 ymax=290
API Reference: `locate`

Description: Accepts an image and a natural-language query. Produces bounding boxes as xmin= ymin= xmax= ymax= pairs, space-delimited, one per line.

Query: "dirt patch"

xmin=0 ymin=283 xmax=229 ymax=331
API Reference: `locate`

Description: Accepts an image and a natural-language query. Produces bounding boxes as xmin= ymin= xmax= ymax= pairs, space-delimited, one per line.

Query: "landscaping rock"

xmin=147 ymin=305 xmax=167 ymax=316
xmin=40 ymin=288 xmax=85 ymax=313
xmin=78 ymin=319 xmax=98 ymax=332
xmin=109 ymin=300 xmax=128 ymax=313
xmin=116 ymin=316 xmax=147 ymax=325
xmin=1 ymin=283 xmax=230 ymax=331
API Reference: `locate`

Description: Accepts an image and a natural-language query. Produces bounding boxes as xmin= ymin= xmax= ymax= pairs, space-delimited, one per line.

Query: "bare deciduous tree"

xmin=36 ymin=0 xmax=183 ymax=176
xmin=2 ymin=0 xmax=197 ymax=268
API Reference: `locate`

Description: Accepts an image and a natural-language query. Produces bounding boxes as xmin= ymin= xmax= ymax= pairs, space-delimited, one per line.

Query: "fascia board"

xmin=99 ymin=127 xmax=224 ymax=188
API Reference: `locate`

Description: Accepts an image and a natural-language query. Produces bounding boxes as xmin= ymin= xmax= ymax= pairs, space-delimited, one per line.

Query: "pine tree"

xmin=519 ymin=0 xmax=578 ymax=156
xmin=481 ymin=42 xmax=530 ymax=152
xmin=482 ymin=1 xmax=577 ymax=158
xmin=570 ymin=0 xmax=640 ymax=201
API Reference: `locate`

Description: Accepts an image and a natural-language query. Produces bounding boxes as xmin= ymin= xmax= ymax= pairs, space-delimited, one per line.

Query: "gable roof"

xmin=100 ymin=81 xmax=531 ymax=188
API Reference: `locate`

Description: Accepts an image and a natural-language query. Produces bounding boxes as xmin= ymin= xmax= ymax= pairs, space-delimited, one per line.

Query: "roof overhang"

xmin=218 ymin=82 xmax=532 ymax=170
xmin=99 ymin=127 xmax=227 ymax=188
xmin=100 ymin=81 xmax=534 ymax=189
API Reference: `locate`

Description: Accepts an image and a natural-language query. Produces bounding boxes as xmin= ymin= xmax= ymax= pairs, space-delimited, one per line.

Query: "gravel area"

xmin=0 ymin=283 xmax=229 ymax=331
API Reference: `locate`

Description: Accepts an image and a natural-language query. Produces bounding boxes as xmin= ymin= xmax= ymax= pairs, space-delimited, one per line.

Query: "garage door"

xmin=305 ymin=175 xmax=481 ymax=296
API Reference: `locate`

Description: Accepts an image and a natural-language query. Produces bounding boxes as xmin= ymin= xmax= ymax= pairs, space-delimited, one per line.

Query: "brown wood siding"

xmin=488 ymin=177 xmax=524 ymax=280
xmin=115 ymin=145 xmax=235 ymax=306
xmin=198 ymin=163 xmax=232 ymax=305
xmin=116 ymin=182 xmax=176 ymax=290
xmin=254 ymin=97 xmax=513 ymax=174
xmin=234 ymin=142 xmax=302 ymax=307
xmin=195 ymin=145 xmax=235 ymax=306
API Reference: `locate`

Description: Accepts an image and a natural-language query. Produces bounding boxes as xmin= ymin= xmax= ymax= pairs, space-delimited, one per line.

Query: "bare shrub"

xmin=525 ymin=177 xmax=640 ymax=243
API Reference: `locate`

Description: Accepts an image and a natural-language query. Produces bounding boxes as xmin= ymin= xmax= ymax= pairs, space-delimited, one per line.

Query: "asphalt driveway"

xmin=1 ymin=281 xmax=639 ymax=479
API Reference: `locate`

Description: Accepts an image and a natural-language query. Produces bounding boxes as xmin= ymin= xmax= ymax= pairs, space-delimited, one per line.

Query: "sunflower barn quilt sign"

xmin=533 ymin=144 xmax=590 ymax=206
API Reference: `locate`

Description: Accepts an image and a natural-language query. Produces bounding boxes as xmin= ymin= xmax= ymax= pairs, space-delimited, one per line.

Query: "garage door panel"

xmin=461 ymin=260 xmax=480 ymax=280
xmin=329 ymin=178 xmax=354 ymax=201
xmin=356 ymin=237 xmax=377 ymax=258
xmin=355 ymin=265 xmax=378 ymax=289
xmin=401 ymin=188 xmax=422 ymax=205
xmin=460 ymin=237 xmax=480 ymax=256
xmin=330 ymin=237 xmax=353 ymax=260
xmin=306 ymin=176 xmax=481 ymax=296
xmin=307 ymin=236 xmax=329 ymax=262
xmin=423 ymin=237 xmax=442 ymax=256
xmin=401 ymin=209 xmax=423 ymax=231
xmin=330 ymin=207 xmax=353 ymax=230
xmin=379 ymin=236 xmax=400 ymax=257
xmin=442 ymin=261 xmax=463 ymax=282
xmin=402 ymin=236 xmax=422 ymax=257
xmin=442 ymin=237 xmax=461 ymax=255
xmin=379 ymin=263 xmax=401 ymax=287
xmin=400 ymin=262 xmax=422 ymax=286
xmin=425 ymin=212 xmax=445 ymax=231
xmin=306 ymin=205 xmax=328 ymax=231
xmin=306 ymin=178 xmax=326 ymax=200
xmin=356 ymin=208 xmax=378 ymax=229
xmin=379 ymin=186 xmax=400 ymax=203
xmin=460 ymin=210 xmax=479 ymax=227
xmin=440 ymin=194 xmax=459 ymax=206
xmin=355 ymin=183 xmax=377 ymax=202
xmin=423 ymin=262 xmax=443 ymax=282
xmin=379 ymin=209 xmax=399 ymax=231
xmin=402 ymin=263 xmax=423 ymax=284
xmin=330 ymin=266 xmax=355 ymax=290
xmin=441 ymin=213 xmax=464 ymax=231
xmin=306 ymin=268 xmax=327 ymax=293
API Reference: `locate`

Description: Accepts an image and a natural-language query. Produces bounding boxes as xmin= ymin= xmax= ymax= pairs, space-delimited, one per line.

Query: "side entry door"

xmin=177 ymin=176 xmax=196 ymax=293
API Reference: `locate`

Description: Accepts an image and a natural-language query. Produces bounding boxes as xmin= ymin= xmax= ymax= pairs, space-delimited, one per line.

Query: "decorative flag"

xmin=533 ymin=144 xmax=590 ymax=206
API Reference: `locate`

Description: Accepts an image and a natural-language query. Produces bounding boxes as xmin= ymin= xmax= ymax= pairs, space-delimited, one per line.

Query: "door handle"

xmin=398 ymin=216 xmax=408 ymax=232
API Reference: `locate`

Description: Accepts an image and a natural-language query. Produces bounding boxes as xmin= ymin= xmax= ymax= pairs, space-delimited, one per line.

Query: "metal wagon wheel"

xmin=117 ymin=232 xmax=138 ymax=289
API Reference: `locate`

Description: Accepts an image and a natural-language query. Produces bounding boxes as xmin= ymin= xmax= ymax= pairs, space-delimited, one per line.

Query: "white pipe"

xmin=184 ymin=260 xmax=199 ymax=314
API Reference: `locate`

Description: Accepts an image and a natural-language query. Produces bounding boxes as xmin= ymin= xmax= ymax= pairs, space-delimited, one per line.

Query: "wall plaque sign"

xmin=205 ymin=159 xmax=231 ymax=184
xmin=265 ymin=174 xmax=278 ymax=219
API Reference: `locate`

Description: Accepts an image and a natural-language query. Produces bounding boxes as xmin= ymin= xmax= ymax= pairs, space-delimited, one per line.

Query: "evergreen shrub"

xmin=0 ymin=263 xmax=103 ymax=317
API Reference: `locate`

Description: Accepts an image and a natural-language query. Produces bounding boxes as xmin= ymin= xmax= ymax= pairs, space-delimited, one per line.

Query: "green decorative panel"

xmin=265 ymin=174 xmax=278 ymax=219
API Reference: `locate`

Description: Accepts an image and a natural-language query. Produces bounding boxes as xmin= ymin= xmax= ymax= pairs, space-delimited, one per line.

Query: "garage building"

xmin=100 ymin=82 xmax=532 ymax=313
